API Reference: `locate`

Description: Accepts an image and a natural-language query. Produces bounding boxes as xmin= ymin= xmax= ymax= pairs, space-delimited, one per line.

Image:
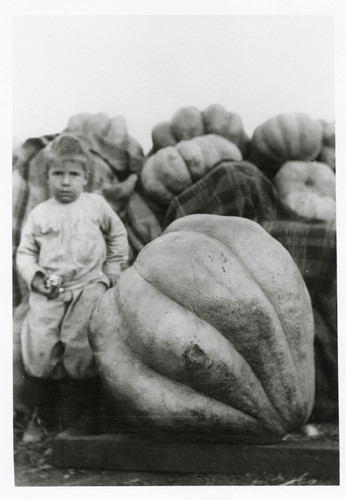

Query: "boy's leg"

xmin=58 ymin=377 xmax=102 ymax=435
xmin=20 ymin=292 xmax=67 ymax=442
xmin=20 ymin=377 xmax=61 ymax=443
xmin=58 ymin=282 xmax=107 ymax=435
xmin=60 ymin=282 xmax=107 ymax=379
xmin=21 ymin=292 xmax=67 ymax=378
xmin=13 ymin=299 xmax=30 ymax=417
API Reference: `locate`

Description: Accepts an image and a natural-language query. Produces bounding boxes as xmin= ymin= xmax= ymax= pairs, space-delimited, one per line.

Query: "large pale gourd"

xmin=250 ymin=113 xmax=323 ymax=175
xmin=89 ymin=215 xmax=315 ymax=444
xmin=64 ymin=112 xmax=144 ymax=174
xmin=141 ymin=147 xmax=192 ymax=205
xmin=170 ymin=106 xmax=205 ymax=141
xmin=202 ymin=104 xmax=249 ymax=154
xmin=274 ymin=160 xmax=336 ymax=221
xmin=151 ymin=121 xmax=176 ymax=150
xmin=141 ymin=135 xmax=242 ymax=205
xmin=150 ymin=105 xmax=249 ymax=156
xmin=317 ymin=120 xmax=335 ymax=171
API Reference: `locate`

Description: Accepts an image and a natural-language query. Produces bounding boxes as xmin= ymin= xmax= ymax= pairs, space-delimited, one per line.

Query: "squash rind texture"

xmin=89 ymin=215 xmax=315 ymax=443
xmin=151 ymin=104 xmax=249 ymax=156
xmin=202 ymin=104 xmax=249 ymax=153
xmin=170 ymin=106 xmax=205 ymax=142
xmin=140 ymin=135 xmax=242 ymax=205
xmin=274 ymin=160 xmax=336 ymax=221
xmin=250 ymin=113 xmax=323 ymax=174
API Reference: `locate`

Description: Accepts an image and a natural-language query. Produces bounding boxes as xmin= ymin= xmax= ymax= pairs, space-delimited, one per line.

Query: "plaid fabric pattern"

xmin=164 ymin=160 xmax=310 ymax=225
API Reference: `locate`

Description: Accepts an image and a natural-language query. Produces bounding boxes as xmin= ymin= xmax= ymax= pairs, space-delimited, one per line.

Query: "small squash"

xmin=319 ymin=119 xmax=335 ymax=148
xmin=151 ymin=121 xmax=176 ymax=151
xmin=250 ymin=113 xmax=323 ymax=176
xmin=318 ymin=146 xmax=335 ymax=171
xmin=274 ymin=160 xmax=336 ymax=221
xmin=202 ymin=104 xmax=249 ymax=154
xmin=170 ymin=106 xmax=205 ymax=142
xmin=317 ymin=120 xmax=335 ymax=171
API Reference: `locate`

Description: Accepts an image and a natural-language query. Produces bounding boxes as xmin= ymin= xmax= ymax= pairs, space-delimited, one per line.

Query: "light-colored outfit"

xmin=16 ymin=192 xmax=129 ymax=379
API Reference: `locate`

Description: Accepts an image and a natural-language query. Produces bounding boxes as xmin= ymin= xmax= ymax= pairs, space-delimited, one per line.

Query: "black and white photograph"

xmin=3 ymin=0 xmax=345 ymax=495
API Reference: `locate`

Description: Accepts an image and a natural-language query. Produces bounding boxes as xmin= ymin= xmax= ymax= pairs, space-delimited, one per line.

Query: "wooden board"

xmin=52 ymin=433 xmax=339 ymax=481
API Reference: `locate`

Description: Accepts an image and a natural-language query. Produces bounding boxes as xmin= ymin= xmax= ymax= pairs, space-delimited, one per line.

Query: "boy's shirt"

xmin=16 ymin=192 xmax=129 ymax=291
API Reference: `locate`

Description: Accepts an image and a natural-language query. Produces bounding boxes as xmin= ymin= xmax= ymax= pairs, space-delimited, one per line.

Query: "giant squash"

xmin=89 ymin=214 xmax=315 ymax=443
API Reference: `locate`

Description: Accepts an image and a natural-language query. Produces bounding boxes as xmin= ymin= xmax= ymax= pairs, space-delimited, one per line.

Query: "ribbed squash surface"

xmin=89 ymin=215 xmax=315 ymax=443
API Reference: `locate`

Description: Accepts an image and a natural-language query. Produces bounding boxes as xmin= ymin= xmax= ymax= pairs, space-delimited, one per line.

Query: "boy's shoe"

xmin=22 ymin=411 xmax=46 ymax=444
xmin=56 ymin=415 xmax=96 ymax=439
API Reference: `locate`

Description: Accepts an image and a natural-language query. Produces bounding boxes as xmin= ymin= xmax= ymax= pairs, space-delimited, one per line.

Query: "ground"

xmin=13 ymin=421 xmax=339 ymax=487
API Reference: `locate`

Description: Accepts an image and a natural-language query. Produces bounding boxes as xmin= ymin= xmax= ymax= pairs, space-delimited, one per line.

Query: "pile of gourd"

xmin=139 ymin=105 xmax=336 ymax=221
xmin=14 ymin=105 xmax=336 ymax=444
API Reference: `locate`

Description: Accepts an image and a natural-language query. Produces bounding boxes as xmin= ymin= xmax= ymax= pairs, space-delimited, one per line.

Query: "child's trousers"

xmin=21 ymin=281 xmax=107 ymax=379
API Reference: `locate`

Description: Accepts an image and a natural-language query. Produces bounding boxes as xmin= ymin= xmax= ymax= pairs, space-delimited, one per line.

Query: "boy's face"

xmin=47 ymin=161 xmax=88 ymax=203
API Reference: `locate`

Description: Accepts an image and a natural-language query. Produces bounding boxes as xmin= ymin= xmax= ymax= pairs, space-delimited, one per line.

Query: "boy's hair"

xmin=45 ymin=134 xmax=91 ymax=173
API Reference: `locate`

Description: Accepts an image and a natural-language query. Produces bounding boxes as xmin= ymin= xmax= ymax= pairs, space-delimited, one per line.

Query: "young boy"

xmin=16 ymin=133 xmax=129 ymax=442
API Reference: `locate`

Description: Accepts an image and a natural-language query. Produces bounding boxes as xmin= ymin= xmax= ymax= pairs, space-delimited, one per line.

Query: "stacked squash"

xmin=249 ymin=112 xmax=336 ymax=221
xmin=249 ymin=113 xmax=324 ymax=176
xmin=139 ymin=104 xmax=251 ymax=206
xmin=151 ymin=104 xmax=249 ymax=156
xmin=141 ymin=134 xmax=242 ymax=205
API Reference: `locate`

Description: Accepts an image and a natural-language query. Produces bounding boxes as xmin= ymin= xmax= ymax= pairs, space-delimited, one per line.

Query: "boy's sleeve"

xmin=16 ymin=213 xmax=45 ymax=289
xmin=100 ymin=198 xmax=129 ymax=284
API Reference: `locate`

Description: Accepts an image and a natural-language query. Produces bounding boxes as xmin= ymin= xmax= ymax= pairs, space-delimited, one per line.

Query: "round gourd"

xmin=140 ymin=147 xmax=192 ymax=205
xmin=318 ymin=146 xmax=335 ymax=171
xmin=250 ymin=113 xmax=323 ymax=175
xmin=317 ymin=120 xmax=335 ymax=171
xmin=140 ymin=136 xmax=242 ymax=205
xmin=202 ymin=104 xmax=249 ymax=154
xmin=170 ymin=106 xmax=205 ymax=142
xmin=202 ymin=104 xmax=232 ymax=135
xmin=274 ymin=160 xmax=336 ymax=221
xmin=89 ymin=215 xmax=315 ymax=444
xmin=206 ymin=134 xmax=243 ymax=161
xmin=191 ymin=135 xmax=221 ymax=171
xmin=151 ymin=121 xmax=176 ymax=151
xmin=319 ymin=119 xmax=335 ymax=148
xmin=175 ymin=139 xmax=206 ymax=181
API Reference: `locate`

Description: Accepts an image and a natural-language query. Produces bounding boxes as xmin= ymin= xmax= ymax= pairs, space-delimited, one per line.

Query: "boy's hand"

xmin=31 ymin=271 xmax=61 ymax=299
